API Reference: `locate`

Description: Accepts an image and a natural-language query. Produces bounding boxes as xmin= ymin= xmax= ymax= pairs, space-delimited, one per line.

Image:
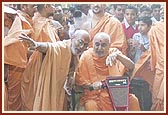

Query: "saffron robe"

xmin=148 ymin=21 xmax=165 ymax=111
xmin=131 ymin=50 xmax=154 ymax=88
xmin=88 ymin=13 xmax=127 ymax=54
xmin=32 ymin=40 xmax=73 ymax=111
xmin=76 ymin=48 xmax=140 ymax=111
xmin=21 ymin=12 xmax=60 ymax=110
xmin=4 ymin=11 xmax=33 ymax=111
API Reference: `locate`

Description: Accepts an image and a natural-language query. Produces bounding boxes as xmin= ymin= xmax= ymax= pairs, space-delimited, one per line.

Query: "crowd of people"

xmin=3 ymin=3 xmax=165 ymax=112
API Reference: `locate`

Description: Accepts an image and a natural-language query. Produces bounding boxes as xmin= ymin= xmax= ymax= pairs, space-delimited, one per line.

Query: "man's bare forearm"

xmin=117 ymin=53 xmax=135 ymax=70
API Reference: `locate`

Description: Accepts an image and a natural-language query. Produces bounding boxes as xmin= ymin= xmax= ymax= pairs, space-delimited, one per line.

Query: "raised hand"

xmin=18 ymin=33 xmax=37 ymax=49
xmin=106 ymin=52 xmax=118 ymax=66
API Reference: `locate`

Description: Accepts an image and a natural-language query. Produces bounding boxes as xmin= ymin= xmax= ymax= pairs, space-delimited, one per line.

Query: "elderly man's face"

xmin=93 ymin=37 xmax=110 ymax=57
xmin=71 ymin=32 xmax=90 ymax=55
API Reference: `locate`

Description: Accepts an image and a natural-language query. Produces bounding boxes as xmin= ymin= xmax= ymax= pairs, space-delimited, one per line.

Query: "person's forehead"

xmin=78 ymin=37 xmax=89 ymax=43
xmin=138 ymin=21 xmax=147 ymax=25
xmin=117 ymin=5 xmax=126 ymax=8
xmin=94 ymin=37 xmax=109 ymax=43
xmin=55 ymin=6 xmax=62 ymax=10
xmin=153 ymin=8 xmax=160 ymax=11
xmin=27 ymin=4 xmax=37 ymax=8
xmin=125 ymin=9 xmax=137 ymax=14
xmin=125 ymin=9 xmax=136 ymax=12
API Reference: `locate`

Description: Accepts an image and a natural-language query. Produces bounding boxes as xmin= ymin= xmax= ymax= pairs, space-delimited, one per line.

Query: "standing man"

xmin=21 ymin=4 xmax=61 ymax=110
xmin=113 ymin=4 xmax=127 ymax=22
xmin=148 ymin=5 xmax=165 ymax=111
xmin=4 ymin=4 xmax=37 ymax=111
xmin=151 ymin=4 xmax=161 ymax=24
xmin=81 ymin=4 xmax=127 ymax=54
xmin=19 ymin=29 xmax=90 ymax=111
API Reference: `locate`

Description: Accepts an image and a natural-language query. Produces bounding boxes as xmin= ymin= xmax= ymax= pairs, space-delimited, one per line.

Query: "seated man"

xmin=75 ymin=32 xmax=141 ymax=111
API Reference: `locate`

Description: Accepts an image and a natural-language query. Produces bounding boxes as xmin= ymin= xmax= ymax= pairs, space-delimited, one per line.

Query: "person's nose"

xmin=55 ymin=11 xmax=60 ymax=14
xmin=98 ymin=45 xmax=102 ymax=50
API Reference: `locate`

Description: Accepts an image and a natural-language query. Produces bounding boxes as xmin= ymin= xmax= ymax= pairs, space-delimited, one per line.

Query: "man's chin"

xmin=95 ymin=53 xmax=105 ymax=58
xmin=72 ymin=49 xmax=81 ymax=56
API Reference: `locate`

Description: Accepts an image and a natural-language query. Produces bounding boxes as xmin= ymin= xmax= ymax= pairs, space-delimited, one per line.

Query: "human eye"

xmin=95 ymin=42 xmax=100 ymax=47
xmin=101 ymin=43 xmax=107 ymax=47
xmin=78 ymin=39 xmax=84 ymax=45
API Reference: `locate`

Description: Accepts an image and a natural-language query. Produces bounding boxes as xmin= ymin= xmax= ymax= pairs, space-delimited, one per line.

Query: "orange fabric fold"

xmin=32 ymin=40 xmax=72 ymax=111
xmin=4 ymin=12 xmax=34 ymax=111
xmin=4 ymin=14 xmax=32 ymax=68
xmin=21 ymin=12 xmax=61 ymax=110
xmin=89 ymin=13 xmax=127 ymax=54
xmin=76 ymin=48 xmax=140 ymax=111
xmin=32 ymin=12 xmax=60 ymax=42
xmin=131 ymin=50 xmax=155 ymax=87
xmin=148 ymin=21 xmax=165 ymax=111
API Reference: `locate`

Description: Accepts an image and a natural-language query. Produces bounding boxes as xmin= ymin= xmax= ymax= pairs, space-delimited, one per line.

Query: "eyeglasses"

xmin=55 ymin=10 xmax=62 ymax=13
xmin=77 ymin=39 xmax=89 ymax=48
xmin=94 ymin=42 xmax=107 ymax=47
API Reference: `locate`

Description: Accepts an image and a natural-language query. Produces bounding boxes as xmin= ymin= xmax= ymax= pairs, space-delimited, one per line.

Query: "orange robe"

xmin=4 ymin=11 xmax=33 ymax=111
xmin=148 ymin=21 xmax=165 ymax=111
xmin=4 ymin=84 xmax=8 ymax=111
xmin=21 ymin=12 xmax=60 ymax=110
xmin=131 ymin=50 xmax=155 ymax=88
xmin=32 ymin=40 xmax=73 ymax=111
xmin=76 ymin=48 xmax=140 ymax=111
xmin=89 ymin=13 xmax=127 ymax=54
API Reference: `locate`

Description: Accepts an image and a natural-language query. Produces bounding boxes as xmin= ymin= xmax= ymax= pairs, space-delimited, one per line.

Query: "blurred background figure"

xmin=151 ymin=4 xmax=161 ymax=24
xmin=113 ymin=4 xmax=127 ymax=22
xmin=139 ymin=5 xmax=152 ymax=18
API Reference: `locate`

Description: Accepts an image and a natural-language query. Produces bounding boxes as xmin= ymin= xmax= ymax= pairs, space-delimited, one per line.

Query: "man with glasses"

xmin=18 ymin=29 xmax=90 ymax=111
xmin=81 ymin=4 xmax=127 ymax=55
xmin=75 ymin=32 xmax=140 ymax=111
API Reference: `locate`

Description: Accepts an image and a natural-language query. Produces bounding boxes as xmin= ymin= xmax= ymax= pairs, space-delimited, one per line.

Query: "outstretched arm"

xmin=19 ymin=33 xmax=48 ymax=54
xmin=117 ymin=53 xmax=134 ymax=70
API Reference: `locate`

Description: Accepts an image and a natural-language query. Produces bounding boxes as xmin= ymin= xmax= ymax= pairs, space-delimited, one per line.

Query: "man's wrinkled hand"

xmin=18 ymin=33 xmax=37 ymax=49
xmin=106 ymin=52 xmax=118 ymax=66
xmin=92 ymin=81 xmax=102 ymax=90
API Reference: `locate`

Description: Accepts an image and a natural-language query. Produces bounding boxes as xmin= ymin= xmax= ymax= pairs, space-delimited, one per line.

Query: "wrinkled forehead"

xmin=94 ymin=36 xmax=109 ymax=44
xmin=73 ymin=30 xmax=90 ymax=42
xmin=77 ymin=35 xmax=90 ymax=43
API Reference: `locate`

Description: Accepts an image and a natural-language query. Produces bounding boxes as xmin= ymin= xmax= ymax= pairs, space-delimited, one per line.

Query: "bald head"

xmin=93 ymin=32 xmax=111 ymax=44
xmin=73 ymin=29 xmax=90 ymax=41
xmin=71 ymin=29 xmax=90 ymax=55
xmin=93 ymin=32 xmax=111 ymax=57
